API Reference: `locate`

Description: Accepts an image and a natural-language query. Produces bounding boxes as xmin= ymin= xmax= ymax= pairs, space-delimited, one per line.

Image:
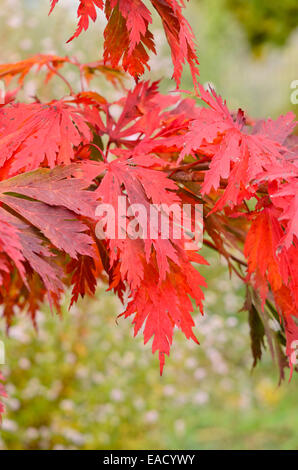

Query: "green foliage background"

xmin=0 ymin=0 xmax=297 ymax=450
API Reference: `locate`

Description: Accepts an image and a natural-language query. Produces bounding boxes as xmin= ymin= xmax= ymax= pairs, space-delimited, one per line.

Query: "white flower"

xmin=194 ymin=368 xmax=206 ymax=381
xmin=7 ymin=15 xmax=22 ymax=29
xmin=20 ymin=38 xmax=33 ymax=50
xmin=18 ymin=358 xmax=31 ymax=370
xmin=144 ymin=410 xmax=159 ymax=424
xmin=226 ymin=316 xmax=238 ymax=327
xmin=193 ymin=391 xmax=209 ymax=405
xmin=110 ymin=388 xmax=124 ymax=402
xmin=163 ymin=385 xmax=175 ymax=397
xmin=174 ymin=419 xmax=185 ymax=435
xmin=1 ymin=419 xmax=18 ymax=432
xmin=25 ymin=427 xmax=39 ymax=440
xmin=60 ymin=399 xmax=74 ymax=412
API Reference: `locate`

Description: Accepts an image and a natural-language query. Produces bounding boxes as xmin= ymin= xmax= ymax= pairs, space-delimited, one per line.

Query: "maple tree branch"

xmin=79 ymin=65 xmax=86 ymax=93
xmin=169 ymin=170 xmax=205 ymax=182
xmin=203 ymin=239 xmax=247 ymax=267
xmin=170 ymin=169 xmax=269 ymax=198
xmin=78 ymin=143 xmax=107 ymax=162
xmin=69 ymin=57 xmax=86 ymax=93
xmin=105 ymin=139 xmax=112 ymax=162
xmin=46 ymin=64 xmax=74 ymax=95
xmin=203 ymin=239 xmax=247 ymax=281
xmin=168 ymin=161 xmax=210 ymax=178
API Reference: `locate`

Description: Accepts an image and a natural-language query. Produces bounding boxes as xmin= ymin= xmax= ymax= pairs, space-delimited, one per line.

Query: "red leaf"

xmin=244 ymin=207 xmax=283 ymax=304
xmin=49 ymin=0 xmax=199 ymax=86
xmin=0 ymin=166 xmax=97 ymax=315
xmin=68 ymin=0 xmax=104 ymax=42
xmin=180 ymin=86 xmax=294 ymax=212
xmin=122 ymin=249 xmax=207 ymax=374
xmin=0 ymin=101 xmax=91 ymax=176
xmin=83 ymin=153 xmax=208 ymax=370
xmin=67 ymin=254 xmax=98 ymax=306
xmin=244 ymin=206 xmax=298 ymax=373
xmin=270 ymin=179 xmax=298 ymax=249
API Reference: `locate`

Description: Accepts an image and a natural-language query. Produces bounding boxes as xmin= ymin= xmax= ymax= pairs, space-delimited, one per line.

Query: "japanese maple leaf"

xmin=102 ymin=81 xmax=163 ymax=146
xmin=255 ymin=162 xmax=298 ymax=249
xmin=0 ymin=166 xmax=97 ymax=307
xmin=151 ymin=0 xmax=199 ymax=88
xmin=244 ymin=206 xmax=298 ymax=373
xmin=252 ymin=112 xmax=297 ymax=145
xmin=0 ymin=54 xmax=69 ymax=86
xmin=122 ymin=249 xmax=207 ymax=374
xmin=270 ymin=179 xmax=298 ymax=249
xmin=179 ymin=86 xmax=293 ymax=211
xmin=244 ymin=207 xmax=283 ymax=305
xmin=82 ymin=154 xmax=208 ymax=371
xmin=245 ymin=204 xmax=298 ymax=305
xmin=49 ymin=0 xmax=199 ymax=87
xmin=50 ymin=0 xmax=104 ymax=42
xmin=67 ymin=254 xmax=99 ymax=307
xmin=0 ymin=101 xmax=91 ymax=175
xmin=85 ymin=80 xmax=192 ymax=161
xmin=0 ymin=54 xmax=125 ymax=90
xmin=103 ymin=0 xmax=155 ymax=79
xmin=67 ymin=227 xmax=107 ymax=307
xmin=83 ymin=153 xmax=181 ymax=285
xmin=0 ymin=218 xmax=26 ymax=283
xmin=273 ymin=286 xmax=298 ymax=378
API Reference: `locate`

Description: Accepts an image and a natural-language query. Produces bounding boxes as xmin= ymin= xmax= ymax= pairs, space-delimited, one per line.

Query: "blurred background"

xmin=0 ymin=0 xmax=297 ymax=450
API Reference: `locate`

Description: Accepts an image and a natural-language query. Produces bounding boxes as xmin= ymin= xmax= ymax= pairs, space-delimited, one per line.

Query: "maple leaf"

xmin=0 ymin=166 xmax=97 ymax=313
xmin=247 ymin=297 xmax=265 ymax=368
xmin=0 ymin=101 xmax=91 ymax=176
xmin=244 ymin=207 xmax=283 ymax=305
xmin=0 ymin=54 xmax=125 ymax=95
xmin=179 ymin=86 xmax=294 ymax=212
xmin=67 ymin=255 xmax=98 ymax=307
xmin=103 ymin=0 xmax=155 ymax=79
xmin=244 ymin=206 xmax=298 ymax=374
xmin=151 ymin=0 xmax=199 ymax=87
xmin=82 ymin=153 xmax=208 ymax=371
xmin=273 ymin=286 xmax=298 ymax=378
xmin=252 ymin=112 xmax=297 ymax=145
xmin=81 ymin=80 xmax=192 ymax=161
xmin=270 ymin=179 xmax=298 ymax=249
xmin=80 ymin=61 xmax=125 ymax=87
xmin=254 ymin=161 xmax=298 ymax=249
xmin=244 ymin=204 xmax=298 ymax=307
xmin=101 ymin=81 xmax=163 ymax=146
xmin=0 ymin=54 xmax=68 ymax=86
xmin=86 ymin=154 xmax=182 ymax=282
xmin=67 ymin=233 xmax=106 ymax=307
xmin=49 ymin=0 xmax=199 ymax=86
xmin=122 ymin=249 xmax=207 ymax=374
xmin=68 ymin=0 xmax=104 ymax=42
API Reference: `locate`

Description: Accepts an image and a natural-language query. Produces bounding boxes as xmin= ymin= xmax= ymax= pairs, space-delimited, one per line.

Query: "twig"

xmin=46 ymin=64 xmax=74 ymax=95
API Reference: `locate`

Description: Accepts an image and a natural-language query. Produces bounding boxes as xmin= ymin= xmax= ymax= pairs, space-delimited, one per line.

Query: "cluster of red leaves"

xmin=49 ymin=0 xmax=199 ymax=87
xmin=176 ymin=85 xmax=298 ymax=377
xmin=0 ymin=53 xmax=125 ymax=93
xmin=0 ymin=0 xmax=297 ymax=421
